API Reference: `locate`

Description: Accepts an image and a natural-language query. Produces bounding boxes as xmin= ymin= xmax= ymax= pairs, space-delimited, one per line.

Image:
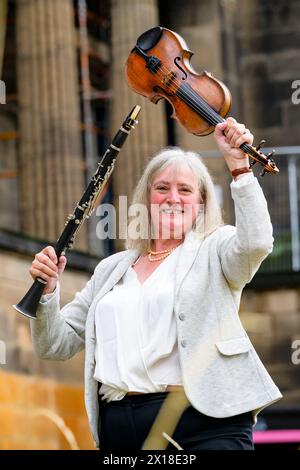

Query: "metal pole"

xmin=288 ymin=155 xmax=300 ymax=271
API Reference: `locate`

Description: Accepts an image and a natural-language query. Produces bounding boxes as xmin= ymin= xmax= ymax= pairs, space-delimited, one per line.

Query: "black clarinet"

xmin=13 ymin=105 xmax=141 ymax=319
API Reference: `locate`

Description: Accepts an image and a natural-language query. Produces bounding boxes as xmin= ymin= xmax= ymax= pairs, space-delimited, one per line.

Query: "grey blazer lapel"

xmin=92 ymin=249 xmax=139 ymax=308
xmin=175 ymin=231 xmax=202 ymax=295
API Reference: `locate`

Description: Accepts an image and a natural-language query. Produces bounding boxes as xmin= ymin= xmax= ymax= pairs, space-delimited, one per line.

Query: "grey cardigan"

xmin=31 ymin=176 xmax=282 ymax=447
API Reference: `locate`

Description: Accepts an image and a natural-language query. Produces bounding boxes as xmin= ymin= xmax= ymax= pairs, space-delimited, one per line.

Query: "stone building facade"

xmin=0 ymin=0 xmax=299 ymax=450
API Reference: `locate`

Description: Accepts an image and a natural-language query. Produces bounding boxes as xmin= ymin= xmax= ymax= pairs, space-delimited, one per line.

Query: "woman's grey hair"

xmin=125 ymin=147 xmax=224 ymax=253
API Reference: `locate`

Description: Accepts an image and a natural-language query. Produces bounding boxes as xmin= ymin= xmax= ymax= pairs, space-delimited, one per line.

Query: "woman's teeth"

xmin=161 ymin=209 xmax=183 ymax=214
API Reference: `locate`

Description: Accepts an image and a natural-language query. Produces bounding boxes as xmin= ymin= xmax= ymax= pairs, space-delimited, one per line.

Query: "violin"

xmin=125 ymin=26 xmax=279 ymax=176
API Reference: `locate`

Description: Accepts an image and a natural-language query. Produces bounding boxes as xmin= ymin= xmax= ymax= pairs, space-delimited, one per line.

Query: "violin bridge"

xmin=162 ymin=71 xmax=176 ymax=89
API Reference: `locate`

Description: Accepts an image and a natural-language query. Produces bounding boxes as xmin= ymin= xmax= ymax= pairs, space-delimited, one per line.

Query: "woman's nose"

xmin=166 ymin=188 xmax=181 ymax=203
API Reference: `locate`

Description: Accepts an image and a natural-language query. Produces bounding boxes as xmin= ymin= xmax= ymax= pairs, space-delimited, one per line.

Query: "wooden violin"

xmin=125 ymin=26 xmax=279 ymax=176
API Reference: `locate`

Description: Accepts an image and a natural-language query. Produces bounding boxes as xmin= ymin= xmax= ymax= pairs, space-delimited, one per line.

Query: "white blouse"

xmin=94 ymin=245 xmax=183 ymax=402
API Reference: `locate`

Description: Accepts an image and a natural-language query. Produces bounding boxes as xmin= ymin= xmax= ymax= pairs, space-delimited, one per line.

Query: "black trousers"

xmin=98 ymin=391 xmax=254 ymax=451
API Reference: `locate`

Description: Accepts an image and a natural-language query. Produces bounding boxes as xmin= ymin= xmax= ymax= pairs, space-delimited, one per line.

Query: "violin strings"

xmin=152 ymin=67 xmax=216 ymax=125
xmin=180 ymin=84 xmax=224 ymax=125
xmin=176 ymin=88 xmax=216 ymax=126
xmin=152 ymin=63 xmax=225 ymax=126
xmin=128 ymin=58 xmax=223 ymax=127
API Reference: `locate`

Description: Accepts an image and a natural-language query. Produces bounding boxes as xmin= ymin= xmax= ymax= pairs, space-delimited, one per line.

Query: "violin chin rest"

xmin=136 ymin=26 xmax=163 ymax=51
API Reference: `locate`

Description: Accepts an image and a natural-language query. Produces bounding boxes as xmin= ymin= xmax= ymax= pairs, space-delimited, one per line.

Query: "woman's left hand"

xmin=214 ymin=117 xmax=254 ymax=173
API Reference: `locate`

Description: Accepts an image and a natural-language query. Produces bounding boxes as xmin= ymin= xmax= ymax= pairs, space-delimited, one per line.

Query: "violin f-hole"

xmin=174 ymin=57 xmax=187 ymax=80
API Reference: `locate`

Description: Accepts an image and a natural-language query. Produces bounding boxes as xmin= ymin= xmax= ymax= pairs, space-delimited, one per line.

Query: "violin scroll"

xmin=245 ymin=141 xmax=278 ymax=176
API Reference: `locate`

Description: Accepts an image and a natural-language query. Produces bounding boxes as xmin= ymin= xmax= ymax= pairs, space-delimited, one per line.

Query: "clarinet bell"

xmin=12 ymin=278 xmax=47 ymax=319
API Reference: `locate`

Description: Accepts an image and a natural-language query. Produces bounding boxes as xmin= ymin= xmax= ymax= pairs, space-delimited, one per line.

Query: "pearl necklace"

xmin=147 ymin=247 xmax=176 ymax=262
xmin=147 ymin=242 xmax=182 ymax=262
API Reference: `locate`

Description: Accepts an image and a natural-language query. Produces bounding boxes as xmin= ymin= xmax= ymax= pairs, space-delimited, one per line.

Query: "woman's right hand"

xmin=29 ymin=246 xmax=67 ymax=294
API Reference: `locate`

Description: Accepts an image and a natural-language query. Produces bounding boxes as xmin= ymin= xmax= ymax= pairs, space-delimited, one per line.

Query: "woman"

xmin=30 ymin=117 xmax=282 ymax=451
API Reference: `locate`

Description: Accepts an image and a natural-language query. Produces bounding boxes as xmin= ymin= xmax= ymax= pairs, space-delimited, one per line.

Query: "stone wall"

xmin=0 ymin=249 xmax=94 ymax=449
xmin=241 ymin=287 xmax=300 ymax=404
xmin=0 ymin=369 xmax=94 ymax=450
xmin=0 ymin=115 xmax=19 ymax=231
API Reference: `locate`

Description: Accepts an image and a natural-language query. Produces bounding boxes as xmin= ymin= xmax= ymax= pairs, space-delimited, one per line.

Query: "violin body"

xmin=125 ymin=26 xmax=279 ymax=175
xmin=126 ymin=27 xmax=231 ymax=136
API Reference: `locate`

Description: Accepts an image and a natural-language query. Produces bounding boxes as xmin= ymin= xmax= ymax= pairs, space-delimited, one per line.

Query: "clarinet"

xmin=13 ymin=105 xmax=141 ymax=319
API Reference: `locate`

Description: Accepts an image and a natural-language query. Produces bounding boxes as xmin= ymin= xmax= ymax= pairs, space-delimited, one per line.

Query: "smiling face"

xmin=149 ymin=163 xmax=203 ymax=240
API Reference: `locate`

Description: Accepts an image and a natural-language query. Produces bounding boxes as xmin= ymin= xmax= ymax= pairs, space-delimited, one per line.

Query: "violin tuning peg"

xmin=256 ymin=139 xmax=266 ymax=152
xmin=267 ymin=149 xmax=276 ymax=160
xmin=259 ymin=168 xmax=266 ymax=177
